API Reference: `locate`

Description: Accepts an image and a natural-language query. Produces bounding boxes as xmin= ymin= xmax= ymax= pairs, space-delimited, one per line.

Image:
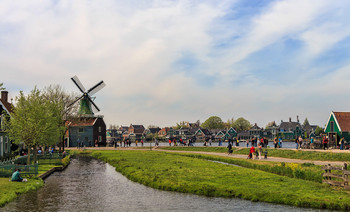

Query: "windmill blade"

xmin=87 ymin=81 xmax=105 ymax=96
xmin=71 ymin=76 xmax=86 ymax=93
xmin=67 ymin=95 xmax=84 ymax=109
xmin=87 ymin=95 xmax=100 ymax=112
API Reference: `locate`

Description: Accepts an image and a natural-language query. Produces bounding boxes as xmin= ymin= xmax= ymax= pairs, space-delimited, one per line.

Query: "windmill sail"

xmin=68 ymin=76 xmax=105 ymax=116
xmin=71 ymin=76 xmax=86 ymax=93
xmin=88 ymin=81 xmax=105 ymax=96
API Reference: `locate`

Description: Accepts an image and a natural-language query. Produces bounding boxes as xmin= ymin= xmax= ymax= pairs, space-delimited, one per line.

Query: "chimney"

xmin=297 ymin=115 xmax=299 ymax=123
xmin=289 ymin=117 xmax=291 ymax=122
xmin=1 ymin=91 xmax=8 ymax=103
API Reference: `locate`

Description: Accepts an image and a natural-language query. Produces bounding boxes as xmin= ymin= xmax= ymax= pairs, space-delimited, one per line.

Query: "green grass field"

xmin=88 ymin=150 xmax=350 ymax=210
xmin=0 ymin=155 xmax=70 ymax=207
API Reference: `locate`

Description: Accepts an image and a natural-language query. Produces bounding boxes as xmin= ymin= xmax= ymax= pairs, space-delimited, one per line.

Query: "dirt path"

xmin=152 ymin=149 xmax=346 ymax=166
xmin=67 ymin=146 xmax=348 ymax=166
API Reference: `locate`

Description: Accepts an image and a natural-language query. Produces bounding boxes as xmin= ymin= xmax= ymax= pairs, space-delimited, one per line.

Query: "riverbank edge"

xmin=0 ymin=155 xmax=71 ymax=208
xmin=39 ymin=155 xmax=71 ymax=180
xmin=86 ymin=150 xmax=350 ymax=210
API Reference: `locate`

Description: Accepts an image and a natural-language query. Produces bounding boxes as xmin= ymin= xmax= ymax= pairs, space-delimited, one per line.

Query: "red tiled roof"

xmin=333 ymin=112 xmax=350 ymax=132
xmin=67 ymin=118 xmax=97 ymax=127
xmin=0 ymin=99 xmax=13 ymax=113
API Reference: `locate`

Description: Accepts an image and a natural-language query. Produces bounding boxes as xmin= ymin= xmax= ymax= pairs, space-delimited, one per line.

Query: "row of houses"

xmin=107 ymin=117 xmax=319 ymax=144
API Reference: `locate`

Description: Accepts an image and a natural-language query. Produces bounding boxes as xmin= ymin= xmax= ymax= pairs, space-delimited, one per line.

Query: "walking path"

xmin=67 ymin=146 xmax=348 ymax=166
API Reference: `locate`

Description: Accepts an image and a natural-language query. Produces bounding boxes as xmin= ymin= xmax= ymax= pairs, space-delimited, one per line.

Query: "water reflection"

xmin=3 ymin=156 xmax=323 ymax=212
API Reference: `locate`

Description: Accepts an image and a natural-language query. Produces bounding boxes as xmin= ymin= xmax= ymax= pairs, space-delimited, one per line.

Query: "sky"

xmin=1 ymin=0 xmax=350 ymax=129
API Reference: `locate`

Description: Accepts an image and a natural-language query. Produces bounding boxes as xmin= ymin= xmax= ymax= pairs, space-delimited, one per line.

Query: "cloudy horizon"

xmin=1 ymin=0 xmax=350 ymax=128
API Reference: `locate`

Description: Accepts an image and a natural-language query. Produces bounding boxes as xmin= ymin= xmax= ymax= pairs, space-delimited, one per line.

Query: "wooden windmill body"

xmin=66 ymin=76 xmax=107 ymax=147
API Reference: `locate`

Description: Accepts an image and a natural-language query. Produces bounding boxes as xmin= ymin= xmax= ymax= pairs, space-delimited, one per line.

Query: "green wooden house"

xmin=0 ymin=91 xmax=12 ymax=159
xmin=227 ymin=127 xmax=237 ymax=137
xmin=325 ymin=111 xmax=350 ymax=144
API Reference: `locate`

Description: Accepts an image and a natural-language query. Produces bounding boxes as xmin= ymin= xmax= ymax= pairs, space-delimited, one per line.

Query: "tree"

xmin=0 ymin=82 xmax=4 ymax=91
xmin=5 ymin=88 xmax=61 ymax=164
xmin=201 ymin=116 xmax=224 ymax=129
xmin=233 ymin=117 xmax=251 ymax=132
xmin=42 ymin=85 xmax=78 ymax=152
xmin=315 ymin=126 xmax=324 ymax=136
xmin=224 ymin=117 xmax=235 ymax=129
xmin=303 ymin=118 xmax=310 ymax=126
xmin=265 ymin=121 xmax=277 ymax=129
xmin=174 ymin=121 xmax=188 ymax=130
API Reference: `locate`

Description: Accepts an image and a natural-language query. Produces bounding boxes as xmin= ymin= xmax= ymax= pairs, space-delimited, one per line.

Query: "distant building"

xmin=249 ymin=123 xmax=263 ymax=139
xmin=325 ymin=111 xmax=350 ymax=145
xmin=278 ymin=118 xmax=303 ymax=140
xmin=127 ymin=124 xmax=145 ymax=142
xmin=143 ymin=127 xmax=161 ymax=141
xmin=67 ymin=117 xmax=106 ymax=147
xmin=158 ymin=127 xmax=170 ymax=139
xmin=194 ymin=128 xmax=212 ymax=141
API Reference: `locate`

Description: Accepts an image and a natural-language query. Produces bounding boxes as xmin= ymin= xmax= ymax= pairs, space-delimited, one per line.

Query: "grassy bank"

xmin=160 ymin=146 xmax=350 ymax=161
xmin=0 ymin=178 xmax=44 ymax=207
xmin=169 ymin=152 xmax=323 ymax=183
xmin=88 ymin=150 xmax=350 ymax=210
xmin=0 ymin=155 xmax=71 ymax=207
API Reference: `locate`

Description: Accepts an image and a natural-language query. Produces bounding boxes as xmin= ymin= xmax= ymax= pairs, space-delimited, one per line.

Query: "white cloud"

xmin=1 ymin=0 xmax=350 ymax=128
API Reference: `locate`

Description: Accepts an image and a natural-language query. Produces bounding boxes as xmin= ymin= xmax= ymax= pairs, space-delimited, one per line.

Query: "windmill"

xmin=66 ymin=76 xmax=107 ymax=148
xmin=68 ymin=75 xmax=106 ymax=116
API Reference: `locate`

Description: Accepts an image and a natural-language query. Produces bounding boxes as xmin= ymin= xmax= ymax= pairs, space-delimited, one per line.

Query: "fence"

xmin=0 ymin=152 xmax=69 ymax=177
xmin=0 ymin=163 xmax=38 ymax=178
xmin=15 ymin=152 xmax=69 ymax=165
xmin=322 ymin=163 xmax=350 ymax=190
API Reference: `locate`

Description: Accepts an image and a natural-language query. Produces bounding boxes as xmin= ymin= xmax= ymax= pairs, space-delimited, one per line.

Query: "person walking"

xmin=310 ymin=137 xmax=314 ymax=149
xmin=227 ymin=142 xmax=233 ymax=155
xmin=274 ymin=137 xmax=278 ymax=149
xmin=258 ymin=143 xmax=262 ymax=160
xmin=340 ymin=137 xmax=345 ymax=150
xmin=323 ymin=136 xmax=329 ymax=150
xmin=298 ymin=136 xmax=303 ymax=150
xmin=249 ymin=145 xmax=255 ymax=159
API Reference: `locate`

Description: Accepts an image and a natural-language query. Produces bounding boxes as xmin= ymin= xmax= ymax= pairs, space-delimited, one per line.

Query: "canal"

xmin=3 ymin=156 xmax=322 ymax=211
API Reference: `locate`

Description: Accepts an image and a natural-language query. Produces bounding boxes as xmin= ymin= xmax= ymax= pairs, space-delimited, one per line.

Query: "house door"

xmin=328 ymin=133 xmax=337 ymax=147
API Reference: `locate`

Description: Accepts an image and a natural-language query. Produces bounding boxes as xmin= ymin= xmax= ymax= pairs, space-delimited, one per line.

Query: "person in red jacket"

xmin=323 ymin=136 xmax=329 ymax=150
xmin=248 ymin=145 xmax=255 ymax=159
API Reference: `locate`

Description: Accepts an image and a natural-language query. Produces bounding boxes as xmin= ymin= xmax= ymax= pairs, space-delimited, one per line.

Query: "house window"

xmin=98 ymin=136 xmax=102 ymax=142
xmin=99 ymin=127 xmax=102 ymax=133
xmin=4 ymin=136 xmax=8 ymax=154
xmin=79 ymin=128 xmax=84 ymax=133
xmin=330 ymin=121 xmax=334 ymax=132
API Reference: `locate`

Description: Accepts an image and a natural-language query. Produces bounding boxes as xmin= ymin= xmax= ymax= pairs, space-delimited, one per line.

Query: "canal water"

xmin=3 ymin=156 xmax=322 ymax=212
